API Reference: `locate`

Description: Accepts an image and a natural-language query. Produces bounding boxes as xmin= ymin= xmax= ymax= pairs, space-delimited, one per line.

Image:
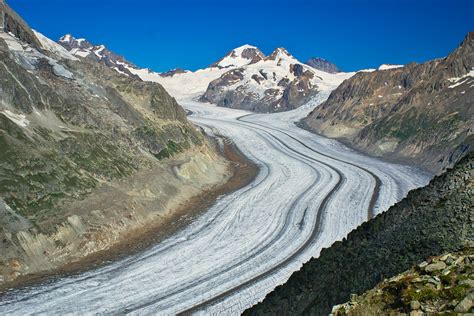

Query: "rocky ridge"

xmin=245 ymin=151 xmax=473 ymax=315
xmin=332 ymin=249 xmax=474 ymax=315
xmin=58 ymin=37 xmax=354 ymax=112
xmin=301 ymin=32 xmax=474 ymax=173
xmin=58 ymin=34 xmax=142 ymax=79
xmin=199 ymin=47 xmax=354 ymax=112
xmin=0 ymin=0 xmax=229 ymax=285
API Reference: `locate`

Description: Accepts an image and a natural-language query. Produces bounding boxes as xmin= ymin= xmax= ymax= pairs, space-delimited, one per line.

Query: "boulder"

xmin=425 ymin=261 xmax=447 ymax=273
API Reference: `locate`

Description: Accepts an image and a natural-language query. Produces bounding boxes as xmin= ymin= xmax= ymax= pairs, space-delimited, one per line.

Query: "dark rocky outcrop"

xmin=245 ymin=151 xmax=473 ymax=315
xmin=301 ymin=32 xmax=474 ymax=174
xmin=305 ymin=57 xmax=340 ymax=73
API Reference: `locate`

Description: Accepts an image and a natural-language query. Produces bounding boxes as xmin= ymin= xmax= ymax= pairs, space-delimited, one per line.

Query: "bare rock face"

xmin=200 ymin=47 xmax=322 ymax=113
xmin=302 ymin=32 xmax=474 ymax=173
xmin=305 ymin=57 xmax=340 ymax=73
xmin=0 ymin=0 xmax=41 ymax=49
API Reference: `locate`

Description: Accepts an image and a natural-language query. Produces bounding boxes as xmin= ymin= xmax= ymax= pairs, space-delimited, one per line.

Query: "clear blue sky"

xmin=7 ymin=0 xmax=474 ymax=72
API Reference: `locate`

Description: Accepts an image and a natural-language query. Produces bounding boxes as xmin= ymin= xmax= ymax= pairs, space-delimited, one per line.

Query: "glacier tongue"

xmin=0 ymin=92 xmax=431 ymax=315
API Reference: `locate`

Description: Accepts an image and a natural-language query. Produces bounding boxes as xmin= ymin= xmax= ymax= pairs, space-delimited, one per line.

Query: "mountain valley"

xmin=0 ymin=0 xmax=472 ymax=314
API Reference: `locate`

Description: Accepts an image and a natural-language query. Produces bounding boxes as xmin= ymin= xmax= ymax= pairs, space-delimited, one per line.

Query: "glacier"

xmin=0 ymin=91 xmax=431 ymax=315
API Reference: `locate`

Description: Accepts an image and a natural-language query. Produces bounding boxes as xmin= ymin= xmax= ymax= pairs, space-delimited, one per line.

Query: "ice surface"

xmin=33 ymin=30 xmax=79 ymax=61
xmin=0 ymin=91 xmax=431 ymax=315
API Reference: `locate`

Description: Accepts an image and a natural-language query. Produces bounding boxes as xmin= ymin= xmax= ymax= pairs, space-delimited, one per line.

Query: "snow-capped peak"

xmin=232 ymin=44 xmax=258 ymax=55
xmin=33 ymin=30 xmax=79 ymax=61
xmin=58 ymin=34 xmax=140 ymax=78
xmin=212 ymin=44 xmax=265 ymax=69
xmin=59 ymin=34 xmax=92 ymax=50
xmin=266 ymin=47 xmax=295 ymax=62
xmin=59 ymin=34 xmax=72 ymax=42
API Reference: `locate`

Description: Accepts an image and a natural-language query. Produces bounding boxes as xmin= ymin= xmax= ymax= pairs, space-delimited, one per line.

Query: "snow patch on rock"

xmin=1 ymin=109 xmax=29 ymax=127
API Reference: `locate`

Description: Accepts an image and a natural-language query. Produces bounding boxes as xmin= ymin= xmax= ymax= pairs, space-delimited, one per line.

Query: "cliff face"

xmin=245 ymin=151 xmax=473 ymax=315
xmin=301 ymin=32 xmax=474 ymax=174
xmin=0 ymin=1 xmax=229 ymax=285
xmin=0 ymin=0 xmax=42 ymax=49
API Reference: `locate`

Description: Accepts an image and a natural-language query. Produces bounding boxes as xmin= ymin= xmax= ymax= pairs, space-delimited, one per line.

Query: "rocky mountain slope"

xmin=58 ymin=34 xmax=141 ymax=79
xmin=58 ymin=38 xmax=354 ymax=111
xmin=199 ymin=47 xmax=353 ymax=112
xmin=201 ymin=47 xmax=308 ymax=112
xmin=301 ymin=32 xmax=474 ymax=174
xmin=305 ymin=57 xmax=340 ymax=73
xmin=0 ymin=0 xmax=229 ymax=285
xmin=58 ymin=39 xmax=258 ymax=100
xmin=331 ymin=249 xmax=473 ymax=315
xmin=245 ymin=151 xmax=473 ymax=315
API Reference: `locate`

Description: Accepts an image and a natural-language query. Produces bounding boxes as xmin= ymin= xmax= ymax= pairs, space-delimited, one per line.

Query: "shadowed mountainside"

xmin=245 ymin=151 xmax=473 ymax=315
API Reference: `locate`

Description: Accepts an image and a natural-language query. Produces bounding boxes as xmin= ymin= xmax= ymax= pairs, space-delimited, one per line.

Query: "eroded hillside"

xmin=302 ymin=32 xmax=474 ymax=173
xmin=0 ymin=0 xmax=230 ymax=285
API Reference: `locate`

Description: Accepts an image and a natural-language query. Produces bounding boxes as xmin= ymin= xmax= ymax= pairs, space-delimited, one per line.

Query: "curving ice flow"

xmin=0 ymin=93 xmax=431 ymax=315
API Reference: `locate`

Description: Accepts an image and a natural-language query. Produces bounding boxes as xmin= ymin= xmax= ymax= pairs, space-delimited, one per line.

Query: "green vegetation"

xmin=0 ymin=118 xmax=198 ymax=220
xmin=402 ymin=286 xmax=437 ymax=303
xmin=0 ymin=126 xmax=139 ymax=219
xmin=155 ymin=140 xmax=190 ymax=160
xmin=133 ymin=124 xmax=192 ymax=160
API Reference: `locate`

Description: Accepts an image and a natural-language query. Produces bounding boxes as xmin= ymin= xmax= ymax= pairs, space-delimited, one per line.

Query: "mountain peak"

xmin=233 ymin=44 xmax=258 ymax=52
xmin=59 ymin=34 xmax=93 ymax=50
xmin=58 ymin=34 xmax=140 ymax=79
xmin=211 ymin=44 xmax=265 ymax=68
xmin=305 ymin=57 xmax=340 ymax=73
xmin=461 ymin=31 xmax=474 ymax=46
xmin=266 ymin=47 xmax=294 ymax=61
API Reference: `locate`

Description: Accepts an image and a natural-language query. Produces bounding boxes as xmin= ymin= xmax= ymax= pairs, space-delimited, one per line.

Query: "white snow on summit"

xmin=215 ymin=44 xmax=263 ymax=68
xmin=54 ymin=35 xmax=359 ymax=104
xmin=378 ymin=64 xmax=403 ymax=70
